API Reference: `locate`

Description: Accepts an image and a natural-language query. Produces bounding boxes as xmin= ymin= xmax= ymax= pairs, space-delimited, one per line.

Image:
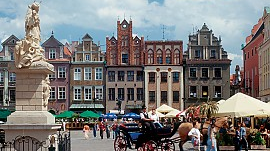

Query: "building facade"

xmin=41 ymin=33 xmax=71 ymax=114
xmin=259 ymin=7 xmax=270 ymax=102
xmin=105 ymin=19 xmax=144 ymax=114
xmin=184 ymin=23 xmax=231 ymax=108
xmin=144 ymin=41 xmax=184 ymax=111
xmin=69 ymin=34 xmax=106 ymax=114
xmin=243 ymin=18 xmax=263 ymax=99
xmin=0 ymin=35 xmax=19 ymax=111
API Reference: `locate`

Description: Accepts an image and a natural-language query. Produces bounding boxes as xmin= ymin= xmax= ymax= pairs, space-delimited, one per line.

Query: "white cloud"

xmin=228 ymin=53 xmax=243 ymax=61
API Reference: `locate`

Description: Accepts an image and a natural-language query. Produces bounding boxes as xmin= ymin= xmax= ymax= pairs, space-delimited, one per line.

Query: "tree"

xmin=200 ymin=101 xmax=219 ymax=119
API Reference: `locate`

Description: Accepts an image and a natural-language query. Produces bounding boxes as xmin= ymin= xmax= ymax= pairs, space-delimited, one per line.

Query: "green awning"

xmin=69 ymin=104 xmax=104 ymax=109
xmin=55 ymin=111 xmax=75 ymax=118
xmin=80 ymin=110 xmax=100 ymax=118
xmin=125 ymin=104 xmax=142 ymax=109
xmin=0 ymin=110 xmax=11 ymax=119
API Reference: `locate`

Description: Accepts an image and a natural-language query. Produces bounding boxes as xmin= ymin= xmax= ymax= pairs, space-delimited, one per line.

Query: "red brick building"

xmin=242 ymin=18 xmax=264 ymax=98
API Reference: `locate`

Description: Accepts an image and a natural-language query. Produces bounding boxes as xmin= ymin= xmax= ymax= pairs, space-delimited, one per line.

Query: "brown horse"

xmin=178 ymin=117 xmax=228 ymax=151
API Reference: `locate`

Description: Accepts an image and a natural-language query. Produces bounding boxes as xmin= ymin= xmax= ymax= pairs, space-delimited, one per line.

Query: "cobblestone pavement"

xmin=71 ymin=130 xmax=194 ymax=151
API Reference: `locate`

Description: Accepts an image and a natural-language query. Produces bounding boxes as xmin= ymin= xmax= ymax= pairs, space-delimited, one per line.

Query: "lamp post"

xmin=93 ymin=98 xmax=99 ymax=113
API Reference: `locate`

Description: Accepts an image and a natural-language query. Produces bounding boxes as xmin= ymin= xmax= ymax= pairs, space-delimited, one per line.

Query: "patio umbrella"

xmin=123 ymin=112 xmax=141 ymax=119
xmin=156 ymin=104 xmax=174 ymax=113
xmin=148 ymin=110 xmax=165 ymax=118
xmin=55 ymin=111 xmax=75 ymax=118
xmin=165 ymin=109 xmax=180 ymax=118
xmin=80 ymin=110 xmax=100 ymax=118
xmin=103 ymin=113 xmax=117 ymax=119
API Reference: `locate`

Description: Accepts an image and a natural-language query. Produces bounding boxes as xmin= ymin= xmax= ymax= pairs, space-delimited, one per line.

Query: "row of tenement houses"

xmin=0 ymin=19 xmax=231 ymax=114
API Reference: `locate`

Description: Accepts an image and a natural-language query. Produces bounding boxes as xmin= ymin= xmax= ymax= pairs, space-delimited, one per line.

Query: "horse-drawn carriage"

xmin=114 ymin=122 xmax=181 ymax=151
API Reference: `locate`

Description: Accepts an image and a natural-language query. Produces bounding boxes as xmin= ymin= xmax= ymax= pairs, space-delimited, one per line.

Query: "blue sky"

xmin=0 ymin=0 xmax=269 ymax=73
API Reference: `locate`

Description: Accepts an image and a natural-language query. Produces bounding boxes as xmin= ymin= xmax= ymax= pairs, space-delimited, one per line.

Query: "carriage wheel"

xmin=143 ymin=140 xmax=158 ymax=151
xmin=161 ymin=140 xmax=175 ymax=151
xmin=114 ymin=136 xmax=127 ymax=151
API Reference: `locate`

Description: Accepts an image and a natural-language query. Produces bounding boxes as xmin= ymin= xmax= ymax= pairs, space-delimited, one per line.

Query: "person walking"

xmin=83 ymin=124 xmax=90 ymax=139
xmin=105 ymin=122 xmax=110 ymax=139
xmin=111 ymin=121 xmax=119 ymax=139
xmin=99 ymin=121 xmax=105 ymax=139
xmin=234 ymin=126 xmax=240 ymax=151
xmin=188 ymin=121 xmax=202 ymax=151
xmin=240 ymin=122 xmax=248 ymax=151
xmin=93 ymin=122 xmax=97 ymax=138
xmin=207 ymin=118 xmax=217 ymax=151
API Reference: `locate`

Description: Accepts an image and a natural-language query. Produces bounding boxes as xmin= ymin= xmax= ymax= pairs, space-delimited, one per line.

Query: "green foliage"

xmin=216 ymin=131 xmax=234 ymax=146
xmin=200 ymin=101 xmax=219 ymax=119
xmin=251 ymin=132 xmax=266 ymax=145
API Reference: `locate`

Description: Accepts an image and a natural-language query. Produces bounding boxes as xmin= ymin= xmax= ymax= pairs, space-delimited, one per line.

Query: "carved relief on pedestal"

xmin=42 ymin=76 xmax=51 ymax=107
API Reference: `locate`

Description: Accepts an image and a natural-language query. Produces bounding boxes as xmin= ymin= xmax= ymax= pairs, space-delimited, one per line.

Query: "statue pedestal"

xmin=0 ymin=62 xmax=61 ymax=142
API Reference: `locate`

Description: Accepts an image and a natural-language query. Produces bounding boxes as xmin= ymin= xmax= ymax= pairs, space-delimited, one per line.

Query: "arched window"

xmin=174 ymin=49 xmax=180 ymax=64
xmin=166 ymin=49 xmax=171 ymax=64
xmin=157 ymin=49 xmax=163 ymax=64
xmin=134 ymin=49 xmax=140 ymax=65
xmin=148 ymin=49 xmax=154 ymax=64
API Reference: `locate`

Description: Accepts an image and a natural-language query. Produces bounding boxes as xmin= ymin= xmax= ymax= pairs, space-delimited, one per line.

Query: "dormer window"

xmin=195 ymin=50 xmax=200 ymax=58
xmin=49 ymin=49 xmax=56 ymax=59
xmin=210 ymin=50 xmax=216 ymax=58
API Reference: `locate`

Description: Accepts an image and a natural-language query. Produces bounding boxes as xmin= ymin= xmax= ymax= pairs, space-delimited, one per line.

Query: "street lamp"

xmin=93 ymin=98 xmax=99 ymax=113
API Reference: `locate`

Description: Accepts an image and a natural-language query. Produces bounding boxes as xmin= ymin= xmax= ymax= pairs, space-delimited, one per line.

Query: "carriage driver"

xmin=140 ymin=105 xmax=156 ymax=133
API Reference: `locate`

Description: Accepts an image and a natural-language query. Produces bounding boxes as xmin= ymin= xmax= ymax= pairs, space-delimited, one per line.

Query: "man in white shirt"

xmin=140 ymin=105 xmax=155 ymax=132
xmin=188 ymin=121 xmax=202 ymax=151
xmin=149 ymin=108 xmax=159 ymax=123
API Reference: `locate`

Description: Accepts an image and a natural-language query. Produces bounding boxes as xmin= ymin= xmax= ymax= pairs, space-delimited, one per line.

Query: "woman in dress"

xmin=207 ymin=118 xmax=217 ymax=151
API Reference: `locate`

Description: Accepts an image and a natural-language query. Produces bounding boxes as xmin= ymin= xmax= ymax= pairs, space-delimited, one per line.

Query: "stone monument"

xmin=0 ymin=2 xmax=61 ymax=144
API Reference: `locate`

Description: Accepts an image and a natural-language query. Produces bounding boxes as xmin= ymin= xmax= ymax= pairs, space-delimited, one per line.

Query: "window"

xmin=9 ymin=89 xmax=15 ymax=104
xmin=201 ymin=68 xmax=208 ymax=78
xmin=108 ymin=71 xmax=115 ymax=82
xmin=111 ymin=53 xmax=116 ymax=65
xmin=49 ymin=87 xmax=56 ymax=99
xmin=108 ymin=88 xmax=115 ymax=101
xmin=137 ymin=88 xmax=143 ymax=100
xmin=210 ymin=50 xmax=216 ymax=58
xmin=149 ymin=72 xmax=155 ymax=82
xmin=214 ymin=68 xmax=222 ymax=78
xmin=85 ymin=54 xmax=90 ymax=61
xmin=202 ymin=86 xmax=208 ymax=98
xmin=95 ymin=67 xmax=102 ymax=80
xmin=174 ymin=49 xmax=180 ymax=64
xmin=136 ymin=71 xmax=143 ymax=81
xmin=118 ymin=71 xmax=125 ymax=81
xmin=118 ymin=88 xmax=124 ymax=100
xmin=214 ymin=86 xmax=222 ymax=98
xmin=134 ymin=51 xmax=140 ymax=65
xmin=166 ymin=50 xmax=171 ymax=64
xmin=9 ymin=73 xmax=16 ymax=82
xmin=122 ymin=54 xmax=128 ymax=64
xmin=95 ymin=86 xmax=103 ymax=100
xmin=74 ymin=87 xmax=81 ymax=100
xmin=74 ymin=68 xmax=81 ymax=80
xmin=189 ymin=86 xmax=197 ymax=97
xmin=157 ymin=50 xmax=163 ymax=64
xmin=173 ymin=72 xmax=179 ymax=82
xmin=49 ymin=49 xmax=56 ymax=59
xmin=149 ymin=91 xmax=155 ymax=102
xmin=58 ymin=87 xmax=66 ymax=99
xmin=58 ymin=67 xmax=66 ymax=78
xmin=173 ymin=91 xmax=179 ymax=102
xmin=127 ymin=88 xmax=134 ymax=100
xmin=127 ymin=71 xmax=134 ymax=81
xmin=148 ymin=50 xmax=154 ymax=64
xmin=189 ymin=68 xmax=196 ymax=78
xmin=161 ymin=72 xmax=167 ymax=82
xmin=0 ymin=72 xmax=3 ymax=82
xmin=84 ymin=87 xmax=92 ymax=100
xmin=161 ymin=91 xmax=167 ymax=102
xmin=195 ymin=50 xmax=200 ymax=58
xmin=84 ymin=67 xmax=92 ymax=80
xmin=10 ymin=52 xmax=14 ymax=60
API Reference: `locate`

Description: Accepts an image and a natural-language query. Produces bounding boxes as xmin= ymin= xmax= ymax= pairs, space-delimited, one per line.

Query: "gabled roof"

xmin=82 ymin=33 xmax=93 ymax=40
xmin=200 ymin=23 xmax=209 ymax=32
xmin=121 ymin=19 xmax=128 ymax=25
xmin=1 ymin=35 xmax=19 ymax=46
xmin=64 ymin=46 xmax=71 ymax=56
xmin=110 ymin=36 xmax=117 ymax=41
xmin=41 ymin=35 xmax=63 ymax=47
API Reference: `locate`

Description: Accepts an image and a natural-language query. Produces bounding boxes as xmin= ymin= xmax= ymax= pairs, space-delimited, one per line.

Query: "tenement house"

xmin=144 ymin=40 xmax=184 ymax=111
xmin=105 ymin=19 xmax=144 ymax=114
xmin=69 ymin=34 xmax=106 ymax=114
xmin=184 ymin=23 xmax=231 ymax=108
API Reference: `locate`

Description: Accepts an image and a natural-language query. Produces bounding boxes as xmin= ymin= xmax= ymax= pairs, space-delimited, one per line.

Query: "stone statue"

xmin=43 ymin=76 xmax=51 ymax=107
xmin=14 ymin=2 xmax=45 ymax=69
